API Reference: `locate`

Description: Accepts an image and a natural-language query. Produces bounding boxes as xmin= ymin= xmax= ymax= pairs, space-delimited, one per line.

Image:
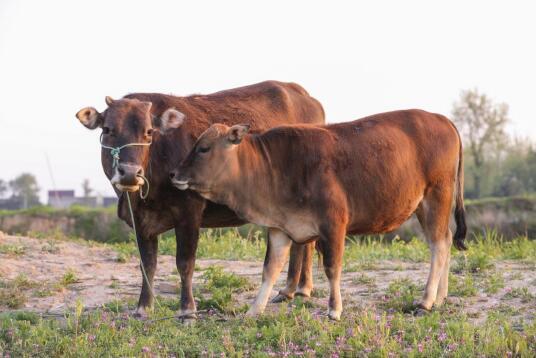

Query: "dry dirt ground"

xmin=1 ymin=232 xmax=535 ymax=324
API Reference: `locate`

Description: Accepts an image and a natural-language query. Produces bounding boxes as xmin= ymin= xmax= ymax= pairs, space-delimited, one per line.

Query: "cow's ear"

xmin=76 ymin=107 xmax=103 ymax=130
xmin=105 ymin=96 xmax=115 ymax=106
xmin=228 ymin=124 xmax=250 ymax=144
xmin=157 ymin=108 xmax=185 ymax=133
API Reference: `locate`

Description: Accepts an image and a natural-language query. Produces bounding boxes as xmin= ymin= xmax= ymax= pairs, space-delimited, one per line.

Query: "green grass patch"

xmin=0 ymin=244 xmax=25 ymax=256
xmin=60 ymin=269 xmax=80 ymax=287
xmin=449 ymin=273 xmax=478 ymax=297
xmin=1 ymin=303 xmax=534 ymax=357
xmin=195 ymin=266 xmax=254 ymax=314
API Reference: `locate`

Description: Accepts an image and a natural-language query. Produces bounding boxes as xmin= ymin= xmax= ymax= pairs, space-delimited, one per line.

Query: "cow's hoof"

xmin=133 ymin=306 xmax=150 ymax=320
xmin=178 ymin=309 xmax=197 ymax=320
xmin=328 ymin=310 xmax=342 ymax=321
xmin=271 ymin=293 xmax=293 ymax=303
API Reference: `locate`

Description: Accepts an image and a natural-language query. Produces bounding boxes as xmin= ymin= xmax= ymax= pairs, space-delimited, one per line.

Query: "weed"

xmin=0 ymin=287 xmax=26 ymax=308
xmin=351 ymin=273 xmax=376 ymax=286
xmin=41 ymin=240 xmax=60 ymax=254
xmin=380 ymin=278 xmax=421 ymax=313
xmin=449 ymin=273 xmax=478 ymax=297
xmin=483 ymin=271 xmax=505 ymax=294
xmin=0 ymin=244 xmax=25 ymax=256
xmin=196 ymin=266 xmax=254 ymax=314
xmin=109 ymin=280 xmax=120 ymax=289
xmin=60 ymin=269 xmax=80 ymax=286
xmin=503 ymin=287 xmax=534 ymax=303
xmin=452 ymin=250 xmax=494 ymax=273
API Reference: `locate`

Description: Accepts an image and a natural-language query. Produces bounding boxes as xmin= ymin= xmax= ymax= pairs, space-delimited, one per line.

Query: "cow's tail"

xmin=453 ymin=131 xmax=468 ymax=251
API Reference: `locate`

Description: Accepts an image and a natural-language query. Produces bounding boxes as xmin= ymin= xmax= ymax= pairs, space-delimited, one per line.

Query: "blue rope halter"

xmin=100 ymin=134 xmax=152 ymax=199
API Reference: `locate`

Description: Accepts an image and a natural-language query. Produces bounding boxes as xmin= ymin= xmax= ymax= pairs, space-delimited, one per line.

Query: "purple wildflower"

xmin=417 ymin=343 xmax=424 ymax=353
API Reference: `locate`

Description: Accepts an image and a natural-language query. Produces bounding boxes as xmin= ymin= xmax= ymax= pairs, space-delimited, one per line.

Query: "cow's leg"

xmin=318 ymin=225 xmax=345 ymax=321
xmin=247 ymin=228 xmax=292 ymax=316
xmin=175 ymin=220 xmax=201 ymax=318
xmin=272 ymin=242 xmax=304 ymax=302
xmin=416 ymin=186 xmax=453 ymax=310
xmin=135 ymin=235 xmax=158 ymax=317
xmin=296 ymin=241 xmax=314 ymax=297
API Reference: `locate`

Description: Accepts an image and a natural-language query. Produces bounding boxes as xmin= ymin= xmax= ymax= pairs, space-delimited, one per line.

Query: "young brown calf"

xmin=169 ymin=109 xmax=467 ymax=320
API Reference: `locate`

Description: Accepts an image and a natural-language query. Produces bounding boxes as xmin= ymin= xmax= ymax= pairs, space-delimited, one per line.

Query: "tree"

xmin=82 ymin=179 xmax=93 ymax=198
xmin=0 ymin=179 xmax=7 ymax=198
xmin=9 ymin=173 xmax=40 ymax=208
xmin=452 ymin=89 xmax=510 ymax=198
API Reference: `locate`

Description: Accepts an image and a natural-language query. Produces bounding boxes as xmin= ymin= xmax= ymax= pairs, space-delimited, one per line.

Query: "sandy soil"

xmin=1 ymin=231 xmax=534 ymax=324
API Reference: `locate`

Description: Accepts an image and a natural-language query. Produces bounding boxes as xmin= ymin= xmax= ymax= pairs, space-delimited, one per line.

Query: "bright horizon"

xmin=1 ymin=0 xmax=535 ymax=202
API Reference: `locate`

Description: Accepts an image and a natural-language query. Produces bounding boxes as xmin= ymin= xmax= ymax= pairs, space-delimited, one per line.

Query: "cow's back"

xmin=254 ymin=109 xmax=460 ymax=235
xmin=124 ymin=81 xmax=325 ymax=228
xmin=328 ymin=110 xmax=461 ymax=233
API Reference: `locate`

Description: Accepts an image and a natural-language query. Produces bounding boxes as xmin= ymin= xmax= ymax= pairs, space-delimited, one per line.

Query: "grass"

xmin=1 ymin=303 xmax=534 ymax=357
xmin=0 ymin=274 xmax=39 ymax=309
xmin=60 ymin=269 xmax=80 ymax=287
xmin=503 ymin=287 xmax=535 ymax=303
xmin=0 ymin=243 xmax=25 ymax=256
xmin=0 ymin=227 xmax=535 ymax=356
xmin=196 ymin=266 xmax=254 ymax=314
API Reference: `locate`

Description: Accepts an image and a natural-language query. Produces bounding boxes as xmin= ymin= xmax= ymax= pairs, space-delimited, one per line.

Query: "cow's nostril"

xmin=118 ymin=167 xmax=125 ymax=176
xmin=136 ymin=167 xmax=144 ymax=176
xmin=169 ymin=171 xmax=175 ymax=179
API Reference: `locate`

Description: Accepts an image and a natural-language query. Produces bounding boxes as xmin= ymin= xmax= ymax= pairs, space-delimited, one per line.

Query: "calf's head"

xmin=169 ymin=123 xmax=250 ymax=194
xmin=76 ymin=97 xmax=184 ymax=192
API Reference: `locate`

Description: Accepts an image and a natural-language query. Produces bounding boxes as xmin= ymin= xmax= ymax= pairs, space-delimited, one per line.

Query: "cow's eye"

xmin=197 ymin=146 xmax=210 ymax=154
xmin=146 ymin=128 xmax=154 ymax=136
xmin=102 ymin=127 xmax=110 ymax=135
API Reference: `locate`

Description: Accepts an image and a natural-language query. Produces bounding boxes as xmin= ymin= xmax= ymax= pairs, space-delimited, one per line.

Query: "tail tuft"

xmin=453 ymin=206 xmax=468 ymax=250
xmin=453 ymin=123 xmax=468 ymax=251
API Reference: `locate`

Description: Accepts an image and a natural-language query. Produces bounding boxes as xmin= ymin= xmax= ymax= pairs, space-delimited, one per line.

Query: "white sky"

xmin=1 ymin=0 xmax=535 ymax=201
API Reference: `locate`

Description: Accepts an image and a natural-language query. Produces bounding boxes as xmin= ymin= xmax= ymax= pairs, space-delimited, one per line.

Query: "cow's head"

xmin=169 ymin=123 xmax=250 ymax=195
xmin=76 ymin=96 xmax=185 ymax=193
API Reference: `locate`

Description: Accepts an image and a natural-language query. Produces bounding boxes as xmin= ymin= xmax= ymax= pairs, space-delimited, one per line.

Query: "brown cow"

xmin=170 ymin=109 xmax=467 ymax=320
xmin=75 ymin=81 xmax=324 ymax=317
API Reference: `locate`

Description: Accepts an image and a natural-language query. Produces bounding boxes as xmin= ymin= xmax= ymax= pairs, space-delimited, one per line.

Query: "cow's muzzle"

xmin=169 ymin=170 xmax=189 ymax=190
xmin=112 ymin=163 xmax=145 ymax=192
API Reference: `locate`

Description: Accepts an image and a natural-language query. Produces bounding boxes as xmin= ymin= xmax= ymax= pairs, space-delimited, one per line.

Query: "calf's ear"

xmin=157 ymin=108 xmax=186 ymax=133
xmin=228 ymin=124 xmax=250 ymax=144
xmin=76 ymin=107 xmax=103 ymax=130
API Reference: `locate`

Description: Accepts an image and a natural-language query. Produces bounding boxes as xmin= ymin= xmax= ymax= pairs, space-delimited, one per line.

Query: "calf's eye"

xmin=197 ymin=146 xmax=210 ymax=154
xmin=146 ymin=129 xmax=154 ymax=136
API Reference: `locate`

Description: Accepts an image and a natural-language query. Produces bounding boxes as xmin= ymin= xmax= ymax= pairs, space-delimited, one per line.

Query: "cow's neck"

xmin=212 ymin=138 xmax=286 ymax=229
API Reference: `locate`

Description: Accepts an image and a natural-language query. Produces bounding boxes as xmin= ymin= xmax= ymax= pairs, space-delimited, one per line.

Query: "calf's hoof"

xmin=294 ymin=290 xmax=312 ymax=298
xmin=328 ymin=309 xmax=342 ymax=321
xmin=246 ymin=307 xmax=264 ymax=317
xmin=414 ymin=302 xmax=432 ymax=316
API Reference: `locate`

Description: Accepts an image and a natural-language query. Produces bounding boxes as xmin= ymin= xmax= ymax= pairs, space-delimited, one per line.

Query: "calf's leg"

xmin=435 ymin=229 xmax=453 ymax=306
xmin=272 ymin=242 xmax=304 ymax=302
xmin=318 ymin=225 xmax=345 ymax=321
xmin=416 ymin=186 xmax=454 ymax=310
xmin=135 ymin=235 xmax=158 ymax=317
xmin=247 ymin=228 xmax=292 ymax=316
xmin=272 ymin=241 xmax=315 ymax=302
